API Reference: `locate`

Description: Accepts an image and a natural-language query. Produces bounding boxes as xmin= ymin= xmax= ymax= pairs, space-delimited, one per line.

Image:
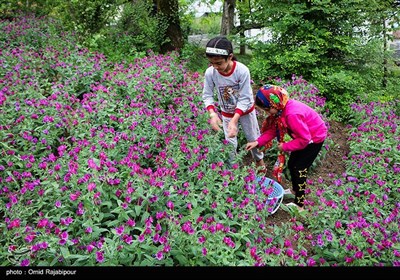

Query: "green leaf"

xmin=60 ymin=247 xmax=70 ymax=259
xmin=174 ymin=254 xmax=188 ymax=265
xmin=134 ymin=205 xmax=142 ymax=217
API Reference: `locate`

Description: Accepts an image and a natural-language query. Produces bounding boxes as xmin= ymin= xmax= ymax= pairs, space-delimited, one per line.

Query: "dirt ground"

xmin=243 ymin=118 xmax=350 ymax=224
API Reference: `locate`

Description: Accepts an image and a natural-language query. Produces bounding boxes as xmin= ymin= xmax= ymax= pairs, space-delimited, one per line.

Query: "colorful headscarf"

xmin=255 ymin=84 xmax=289 ymax=111
xmin=256 ymin=85 xmax=289 ymax=183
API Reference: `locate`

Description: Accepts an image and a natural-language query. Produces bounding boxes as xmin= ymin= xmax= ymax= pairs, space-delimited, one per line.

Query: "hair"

xmin=255 ymin=95 xmax=268 ymax=109
xmin=205 ymin=36 xmax=237 ymax=61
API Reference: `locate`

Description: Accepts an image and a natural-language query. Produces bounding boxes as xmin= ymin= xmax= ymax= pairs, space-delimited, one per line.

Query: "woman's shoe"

xmin=284 ymin=188 xmax=292 ymax=195
xmin=284 ymin=202 xmax=304 ymax=212
xmin=283 ymin=188 xmax=295 ymax=198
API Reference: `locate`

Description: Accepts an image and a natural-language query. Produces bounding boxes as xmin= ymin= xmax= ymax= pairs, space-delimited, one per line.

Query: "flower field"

xmin=1 ymin=15 xmax=399 ymax=266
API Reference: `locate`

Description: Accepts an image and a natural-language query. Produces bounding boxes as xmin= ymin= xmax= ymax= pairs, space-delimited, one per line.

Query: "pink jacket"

xmin=257 ymin=99 xmax=327 ymax=152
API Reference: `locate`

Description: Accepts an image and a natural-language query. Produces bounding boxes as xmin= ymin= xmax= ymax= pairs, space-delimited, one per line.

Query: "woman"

xmin=246 ymin=84 xmax=328 ymax=210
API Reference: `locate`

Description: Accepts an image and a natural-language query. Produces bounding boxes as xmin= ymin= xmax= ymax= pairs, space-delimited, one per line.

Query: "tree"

xmin=220 ymin=0 xmax=236 ymax=35
xmin=219 ymin=0 xmax=259 ymax=54
xmin=220 ymin=0 xmax=265 ymax=55
xmin=153 ymin=0 xmax=184 ymax=53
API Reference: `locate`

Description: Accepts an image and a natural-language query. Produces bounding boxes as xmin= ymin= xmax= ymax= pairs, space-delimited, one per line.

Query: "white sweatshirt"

xmin=202 ymin=61 xmax=254 ymax=116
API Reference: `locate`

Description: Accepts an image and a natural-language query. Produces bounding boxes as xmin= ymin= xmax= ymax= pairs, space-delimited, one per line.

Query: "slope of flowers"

xmin=305 ymin=101 xmax=400 ymax=266
xmin=0 ymin=15 xmax=399 ymax=267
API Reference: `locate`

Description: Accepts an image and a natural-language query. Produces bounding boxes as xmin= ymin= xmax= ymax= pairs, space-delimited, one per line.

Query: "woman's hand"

xmin=246 ymin=141 xmax=259 ymax=151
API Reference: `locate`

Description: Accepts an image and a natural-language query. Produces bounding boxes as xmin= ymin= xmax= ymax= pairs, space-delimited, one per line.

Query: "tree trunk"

xmin=154 ymin=0 xmax=184 ymax=54
xmin=220 ymin=0 xmax=236 ymax=36
xmin=237 ymin=2 xmax=246 ymax=55
xmin=239 ymin=29 xmax=246 ymax=55
xmin=382 ymin=18 xmax=387 ymax=88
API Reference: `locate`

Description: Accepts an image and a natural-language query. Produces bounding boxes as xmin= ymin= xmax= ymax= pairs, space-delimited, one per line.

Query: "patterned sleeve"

xmin=235 ymin=63 xmax=254 ymax=114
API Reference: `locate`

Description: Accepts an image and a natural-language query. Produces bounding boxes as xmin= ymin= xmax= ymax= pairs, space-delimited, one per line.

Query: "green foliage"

xmin=180 ymin=43 xmax=209 ymax=73
xmin=190 ymin=12 xmax=221 ymax=35
xmin=306 ymin=36 xmax=400 ymax=122
xmin=53 ymin=0 xmax=119 ymax=41
xmin=246 ymin=0 xmax=400 ymax=121
xmin=0 ymin=0 xmax=56 ymax=19
xmin=249 ymin=41 xmax=319 ymax=81
xmin=313 ymin=69 xmax=363 ymax=122
xmin=94 ymin=0 xmax=165 ymax=57
xmin=87 ymin=29 xmax=149 ymax=63
xmin=178 ymin=0 xmax=196 ymax=40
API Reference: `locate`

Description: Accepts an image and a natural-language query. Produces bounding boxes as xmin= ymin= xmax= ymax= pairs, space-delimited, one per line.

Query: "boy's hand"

xmin=227 ymin=116 xmax=239 ymax=138
xmin=209 ymin=113 xmax=222 ymax=131
xmin=227 ymin=122 xmax=238 ymax=138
